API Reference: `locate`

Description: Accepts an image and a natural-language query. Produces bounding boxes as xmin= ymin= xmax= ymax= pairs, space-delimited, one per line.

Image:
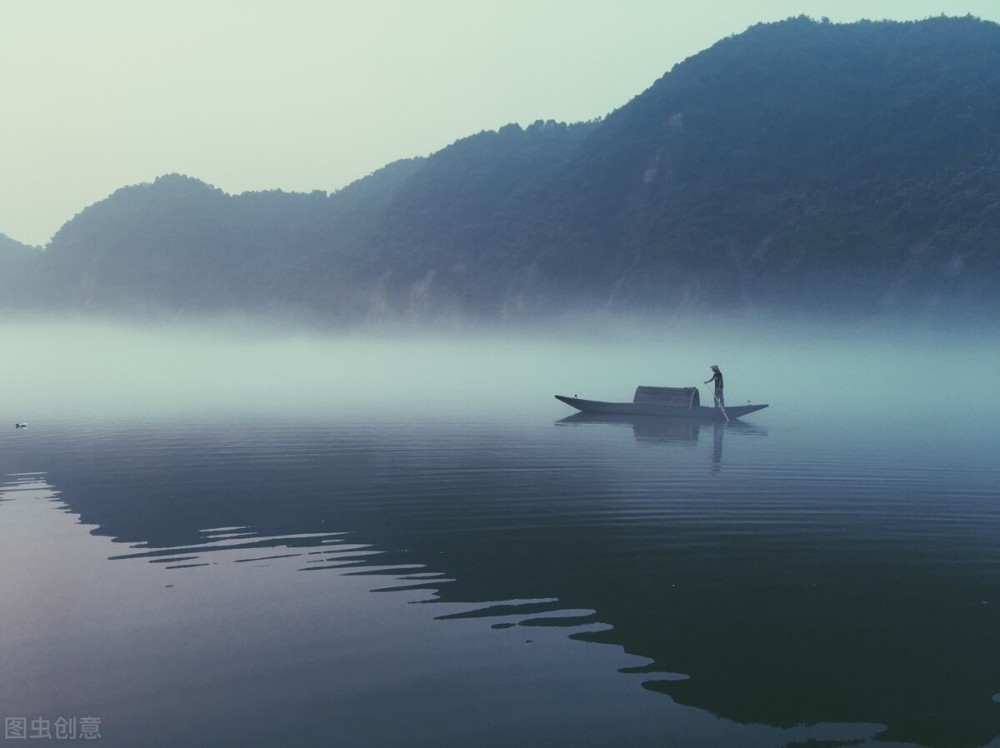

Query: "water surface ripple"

xmin=2 ymin=411 xmax=999 ymax=747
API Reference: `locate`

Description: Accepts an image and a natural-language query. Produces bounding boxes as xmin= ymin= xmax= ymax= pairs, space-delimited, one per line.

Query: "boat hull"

xmin=555 ymin=395 xmax=768 ymax=420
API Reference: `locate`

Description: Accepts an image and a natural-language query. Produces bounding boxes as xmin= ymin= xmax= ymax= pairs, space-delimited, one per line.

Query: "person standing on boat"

xmin=704 ymin=365 xmax=724 ymax=408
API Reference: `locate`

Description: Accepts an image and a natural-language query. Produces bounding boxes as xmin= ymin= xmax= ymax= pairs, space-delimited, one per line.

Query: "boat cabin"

xmin=633 ymin=386 xmax=700 ymax=408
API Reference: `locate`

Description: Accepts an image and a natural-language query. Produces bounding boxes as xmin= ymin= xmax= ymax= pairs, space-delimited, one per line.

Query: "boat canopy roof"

xmin=633 ymin=386 xmax=700 ymax=408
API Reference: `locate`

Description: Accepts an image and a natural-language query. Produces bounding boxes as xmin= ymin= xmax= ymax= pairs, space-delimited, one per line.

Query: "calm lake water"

xmin=2 ymin=326 xmax=999 ymax=747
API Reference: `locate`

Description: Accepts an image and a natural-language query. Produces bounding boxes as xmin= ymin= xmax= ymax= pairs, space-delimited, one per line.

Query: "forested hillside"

xmin=7 ymin=15 xmax=999 ymax=324
xmin=527 ymin=15 xmax=1000 ymax=316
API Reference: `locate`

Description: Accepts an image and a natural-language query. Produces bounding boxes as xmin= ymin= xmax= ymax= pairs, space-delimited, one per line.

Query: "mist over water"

xmin=3 ymin=313 xmax=1000 ymax=746
xmin=1 ymin=313 xmax=995 ymax=427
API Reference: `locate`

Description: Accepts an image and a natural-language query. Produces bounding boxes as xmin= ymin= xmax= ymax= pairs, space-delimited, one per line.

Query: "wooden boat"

xmin=555 ymin=386 xmax=768 ymax=421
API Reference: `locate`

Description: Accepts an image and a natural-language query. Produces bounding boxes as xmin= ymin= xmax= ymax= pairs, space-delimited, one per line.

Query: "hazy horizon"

xmin=4 ymin=0 xmax=1000 ymax=247
xmin=1 ymin=314 xmax=995 ymax=429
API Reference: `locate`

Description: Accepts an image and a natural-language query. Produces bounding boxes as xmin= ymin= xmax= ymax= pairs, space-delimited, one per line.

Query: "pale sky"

xmin=2 ymin=0 xmax=998 ymax=246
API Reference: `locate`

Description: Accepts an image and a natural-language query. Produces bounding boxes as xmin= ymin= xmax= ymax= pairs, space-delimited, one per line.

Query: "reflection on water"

xmin=2 ymin=413 xmax=1000 ymax=747
xmin=556 ymin=413 xmax=769 ymax=472
xmin=557 ymin=412 xmax=705 ymax=443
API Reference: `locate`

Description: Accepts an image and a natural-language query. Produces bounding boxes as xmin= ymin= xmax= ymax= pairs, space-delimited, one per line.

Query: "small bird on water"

xmin=15 ymin=423 xmax=27 ymax=429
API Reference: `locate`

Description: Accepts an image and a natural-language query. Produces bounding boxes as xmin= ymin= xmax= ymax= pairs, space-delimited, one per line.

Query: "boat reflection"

xmin=557 ymin=412 xmax=701 ymax=443
xmin=555 ymin=413 xmax=767 ymax=470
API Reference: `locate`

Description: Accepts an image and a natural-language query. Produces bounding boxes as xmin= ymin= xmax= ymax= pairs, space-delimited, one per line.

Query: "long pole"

xmin=707 ymin=386 xmax=729 ymax=423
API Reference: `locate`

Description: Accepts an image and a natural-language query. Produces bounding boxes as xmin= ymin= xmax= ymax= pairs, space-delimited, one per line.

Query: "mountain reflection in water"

xmin=2 ymin=413 xmax=999 ymax=747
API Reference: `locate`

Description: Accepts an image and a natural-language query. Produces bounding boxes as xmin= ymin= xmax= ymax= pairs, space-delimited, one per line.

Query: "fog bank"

xmin=0 ymin=315 xmax=995 ymax=427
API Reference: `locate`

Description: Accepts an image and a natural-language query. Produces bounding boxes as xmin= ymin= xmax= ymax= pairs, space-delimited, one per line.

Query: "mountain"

xmin=10 ymin=15 xmax=1000 ymax=324
xmin=527 ymin=15 xmax=1000 ymax=317
xmin=38 ymin=176 xmax=335 ymax=317
xmin=0 ymin=233 xmax=42 ymax=305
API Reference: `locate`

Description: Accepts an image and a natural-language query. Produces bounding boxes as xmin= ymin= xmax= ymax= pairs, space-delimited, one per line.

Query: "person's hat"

xmin=710 ymin=364 xmax=719 ymax=371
